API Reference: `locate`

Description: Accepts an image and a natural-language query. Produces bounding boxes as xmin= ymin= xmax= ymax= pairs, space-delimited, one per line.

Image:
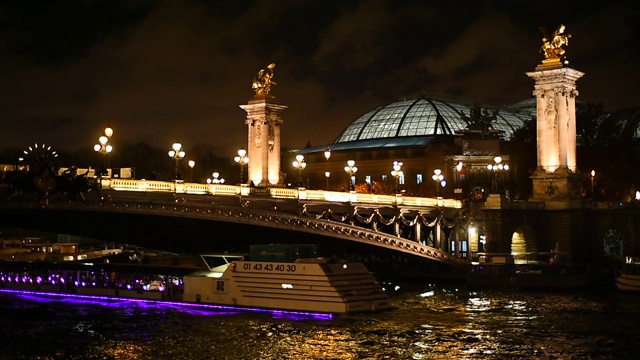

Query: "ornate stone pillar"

xmin=526 ymin=64 xmax=584 ymax=208
xmin=240 ymin=96 xmax=287 ymax=186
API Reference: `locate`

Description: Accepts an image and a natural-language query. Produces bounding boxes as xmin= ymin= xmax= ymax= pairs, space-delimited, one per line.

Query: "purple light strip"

xmin=0 ymin=288 xmax=333 ymax=320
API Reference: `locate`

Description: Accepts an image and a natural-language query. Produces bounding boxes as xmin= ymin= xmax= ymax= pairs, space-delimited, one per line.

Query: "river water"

xmin=0 ymin=281 xmax=638 ymax=360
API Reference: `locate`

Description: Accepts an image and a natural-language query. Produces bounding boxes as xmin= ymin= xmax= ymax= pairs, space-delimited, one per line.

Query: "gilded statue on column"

xmin=540 ymin=24 xmax=571 ymax=61
xmin=252 ymin=63 xmax=276 ymax=96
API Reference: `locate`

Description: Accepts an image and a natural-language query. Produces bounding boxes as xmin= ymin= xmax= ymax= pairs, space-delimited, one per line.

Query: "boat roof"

xmin=200 ymin=254 xmax=245 ymax=271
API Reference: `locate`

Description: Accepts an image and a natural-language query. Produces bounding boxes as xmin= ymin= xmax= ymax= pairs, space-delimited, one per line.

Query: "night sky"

xmin=0 ymin=1 xmax=638 ymax=157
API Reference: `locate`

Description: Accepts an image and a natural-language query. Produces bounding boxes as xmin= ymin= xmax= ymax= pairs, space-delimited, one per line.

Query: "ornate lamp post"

xmin=391 ymin=161 xmax=403 ymax=194
xmin=591 ymin=170 xmax=595 ymax=195
xmin=487 ymin=156 xmax=509 ymax=193
xmin=234 ymin=148 xmax=249 ymax=184
xmin=292 ymin=154 xmax=307 ymax=188
xmin=344 ymin=159 xmax=358 ymax=192
xmin=324 ymin=147 xmax=331 ymax=190
xmin=207 ymin=171 xmax=225 ymax=184
xmin=93 ymin=127 xmax=113 ymax=177
xmin=432 ymin=169 xmax=445 ymax=197
xmin=188 ymin=160 xmax=195 ymax=182
xmin=456 ymin=161 xmax=463 ymax=187
xmin=168 ymin=142 xmax=186 ymax=181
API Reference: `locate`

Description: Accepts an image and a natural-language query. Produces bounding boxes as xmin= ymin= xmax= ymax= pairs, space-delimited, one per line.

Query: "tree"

xmin=504 ymin=117 xmax=536 ymax=200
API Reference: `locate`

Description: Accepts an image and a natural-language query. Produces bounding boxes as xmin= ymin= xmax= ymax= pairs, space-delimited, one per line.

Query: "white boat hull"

xmin=183 ymin=260 xmax=392 ymax=314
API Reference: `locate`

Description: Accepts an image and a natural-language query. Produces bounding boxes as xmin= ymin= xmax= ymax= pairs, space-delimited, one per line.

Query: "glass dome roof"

xmin=335 ymin=97 xmax=533 ymax=144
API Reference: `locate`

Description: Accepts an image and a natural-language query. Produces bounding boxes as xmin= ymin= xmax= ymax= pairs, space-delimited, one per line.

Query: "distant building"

xmin=298 ymin=95 xmax=533 ymax=197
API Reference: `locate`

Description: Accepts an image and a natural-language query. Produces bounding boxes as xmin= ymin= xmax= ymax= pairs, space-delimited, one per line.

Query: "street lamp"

xmin=591 ymin=170 xmax=595 ymax=195
xmin=487 ymin=156 xmax=509 ymax=193
xmin=207 ymin=171 xmax=225 ymax=184
xmin=188 ymin=160 xmax=195 ymax=182
xmin=456 ymin=161 xmax=463 ymax=187
xmin=432 ymin=168 xmax=444 ymax=197
xmin=234 ymin=148 xmax=249 ymax=184
xmin=391 ymin=161 xmax=403 ymax=194
xmin=93 ymin=127 xmax=113 ymax=177
xmin=292 ymin=154 xmax=307 ymax=188
xmin=168 ymin=142 xmax=186 ymax=181
xmin=344 ymin=159 xmax=358 ymax=192
xmin=324 ymin=147 xmax=331 ymax=190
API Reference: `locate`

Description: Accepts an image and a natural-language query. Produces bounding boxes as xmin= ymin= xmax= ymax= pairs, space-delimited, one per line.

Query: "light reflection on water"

xmin=1 ymin=283 xmax=638 ymax=359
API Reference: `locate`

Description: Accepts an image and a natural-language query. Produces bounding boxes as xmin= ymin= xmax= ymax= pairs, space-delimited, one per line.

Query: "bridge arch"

xmin=510 ymin=225 xmax=538 ymax=263
xmin=593 ymin=212 xmax=635 ymax=257
xmin=0 ymin=198 xmax=469 ymax=270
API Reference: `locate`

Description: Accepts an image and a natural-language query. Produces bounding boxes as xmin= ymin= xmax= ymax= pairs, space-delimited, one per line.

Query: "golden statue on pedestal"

xmin=540 ymin=24 xmax=571 ymax=61
xmin=252 ymin=63 xmax=276 ymax=96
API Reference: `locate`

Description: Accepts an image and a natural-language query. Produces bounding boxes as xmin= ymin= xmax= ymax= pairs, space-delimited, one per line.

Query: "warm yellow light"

xmin=234 ymin=149 xmax=249 ymax=165
xmin=393 ymin=161 xmax=403 ymax=172
xmin=104 ymin=127 xmax=113 ymax=138
xmin=324 ymin=147 xmax=331 ymax=160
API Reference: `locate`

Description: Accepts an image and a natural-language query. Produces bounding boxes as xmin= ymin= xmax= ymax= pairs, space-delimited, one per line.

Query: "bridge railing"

xmin=107 ymin=179 xmax=462 ymax=209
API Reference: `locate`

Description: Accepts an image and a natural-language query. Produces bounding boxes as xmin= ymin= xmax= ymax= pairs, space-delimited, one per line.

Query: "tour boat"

xmin=183 ymin=253 xmax=392 ymax=314
xmin=0 ymin=244 xmax=393 ymax=315
xmin=616 ymin=259 xmax=640 ymax=293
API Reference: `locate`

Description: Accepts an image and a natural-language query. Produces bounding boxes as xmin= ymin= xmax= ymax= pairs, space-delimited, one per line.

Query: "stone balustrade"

xmin=108 ymin=178 xmax=462 ymax=209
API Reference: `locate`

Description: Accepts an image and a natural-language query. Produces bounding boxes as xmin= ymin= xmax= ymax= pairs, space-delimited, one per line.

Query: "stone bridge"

xmin=0 ymin=180 xmax=472 ymax=272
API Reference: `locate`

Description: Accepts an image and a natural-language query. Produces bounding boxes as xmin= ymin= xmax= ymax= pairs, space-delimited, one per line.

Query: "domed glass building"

xmin=335 ymin=97 xmax=528 ymax=145
xmin=297 ymin=96 xmax=534 ymax=197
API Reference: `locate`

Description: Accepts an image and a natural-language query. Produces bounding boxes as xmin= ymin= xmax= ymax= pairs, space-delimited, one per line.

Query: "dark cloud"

xmin=0 ymin=0 xmax=638 ymax=157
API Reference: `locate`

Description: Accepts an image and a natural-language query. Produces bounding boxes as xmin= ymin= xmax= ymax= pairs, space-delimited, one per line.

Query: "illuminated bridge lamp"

xmin=234 ymin=149 xmax=249 ymax=185
xmin=168 ymin=142 xmax=186 ymax=181
xmin=344 ymin=160 xmax=358 ymax=192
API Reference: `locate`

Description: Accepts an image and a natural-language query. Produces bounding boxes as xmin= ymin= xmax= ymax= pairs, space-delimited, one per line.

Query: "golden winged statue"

xmin=540 ymin=24 xmax=571 ymax=60
xmin=252 ymin=63 xmax=276 ymax=96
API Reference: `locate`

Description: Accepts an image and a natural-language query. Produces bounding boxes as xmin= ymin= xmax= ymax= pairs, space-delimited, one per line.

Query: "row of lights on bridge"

xmin=88 ymin=127 xmax=506 ymax=193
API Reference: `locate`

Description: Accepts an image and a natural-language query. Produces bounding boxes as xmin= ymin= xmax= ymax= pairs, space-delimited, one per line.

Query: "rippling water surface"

xmin=1 ymin=282 xmax=638 ymax=360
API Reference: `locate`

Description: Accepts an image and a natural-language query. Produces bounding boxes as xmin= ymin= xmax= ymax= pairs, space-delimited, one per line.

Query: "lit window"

xmin=382 ymin=174 xmax=388 ymax=182
xmin=417 ymin=174 xmax=423 ymax=184
xmin=365 ymin=175 xmax=371 ymax=185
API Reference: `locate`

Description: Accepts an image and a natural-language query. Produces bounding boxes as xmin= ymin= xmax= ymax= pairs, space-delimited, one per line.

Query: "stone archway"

xmin=511 ymin=225 xmax=538 ymax=264
xmin=594 ymin=213 xmax=635 ymax=257
xmin=603 ymin=229 xmax=624 ymax=256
